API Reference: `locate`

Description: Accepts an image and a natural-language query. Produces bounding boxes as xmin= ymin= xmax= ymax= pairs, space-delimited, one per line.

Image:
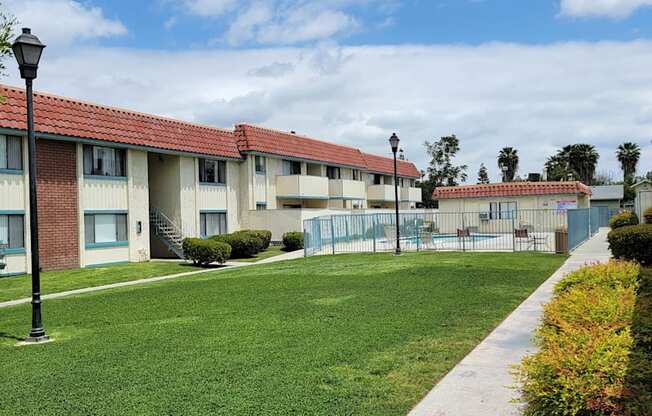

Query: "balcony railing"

xmin=276 ymin=175 xmax=329 ymax=200
xmin=367 ymin=184 xmax=399 ymax=202
xmin=401 ymin=187 xmax=422 ymax=202
xmin=329 ymin=179 xmax=366 ymax=200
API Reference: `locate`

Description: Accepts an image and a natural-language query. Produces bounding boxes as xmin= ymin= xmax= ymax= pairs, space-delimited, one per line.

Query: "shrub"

xmin=608 ymin=224 xmax=652 ymax=265
xmin=609 ymin=210 xmax=639 ymax=229
xmin=249 ymin=230 xmax=272 ymax=250
xmin=182 ymin=238 xmax=231 ymax=266
xmin=211 ymin=232 xmax=261 ymax=258
xmin=644 ymin=207 xmax=652 ymax=224
xmin=516 ymin=261 xmax=649 ymax=416
xmin=282 ymin=231 xmax=304 ymax=251
xmin=232 ymin=230 xmax=266 ymax=252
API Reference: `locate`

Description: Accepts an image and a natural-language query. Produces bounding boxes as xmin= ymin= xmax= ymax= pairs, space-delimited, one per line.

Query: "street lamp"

xmin=12 ymin=28 xmax=48 ymax=343
xmin=389 ymin=133 xmax=401 ymax=255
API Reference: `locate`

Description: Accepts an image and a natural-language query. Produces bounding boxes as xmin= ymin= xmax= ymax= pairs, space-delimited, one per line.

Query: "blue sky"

xmin=3 ymin=0 xmax=652 ymax=180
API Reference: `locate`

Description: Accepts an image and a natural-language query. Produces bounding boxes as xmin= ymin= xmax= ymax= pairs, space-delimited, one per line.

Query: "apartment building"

xmin=0 ymin=84 xmax=421 ymax=275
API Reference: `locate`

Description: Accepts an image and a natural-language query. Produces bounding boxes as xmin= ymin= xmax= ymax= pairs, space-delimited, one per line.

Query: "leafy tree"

xmin=647 ymin=171 xmax=652 ymax=181
xmin=616 ymin=142 xmax=641 ymax=181
xmin=497 ymin=147 xmax=518 ymax=182
xmin=0 ymin=5 xmax=15 ymax=78
xmin=418 ymin=135 xmax=468 ymax=207
xmin=477 ymin=163 xmax=489 ymax=184
xmin=545 ymin=152 xmax=574 ymax=181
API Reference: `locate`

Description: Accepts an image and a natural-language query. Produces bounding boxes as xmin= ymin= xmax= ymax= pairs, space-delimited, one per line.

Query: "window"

xmin=199 ymin=159 xmax=227 ymax=184
xmin=83 ymin=145 xmax=126 ymax=177
xmin=0 ymin=135 xmax=23 ymax=171
xmin=84 ymin=213 xmax=128 ymax=246
xmin=256 ymin=203 xmax=267 ymax=211
xmin=489 ymin=202 xmax=517 ymax=220
xmin=200 ymin=212 xmax=227 ymax=237
xmin=374 ymin=174 xmax=382 ymax=185
xmin=255 ymin=156 xmax=266 ymax=174
xmin=326 ymin=166 xmax=340 ymax=180
xmin=352 ymin=169 xmax=360 ymax=181
xmin=0 ymin=214 xmax=24 ymax=249
xmin=282 ymin=160 xmax=301 ymax=175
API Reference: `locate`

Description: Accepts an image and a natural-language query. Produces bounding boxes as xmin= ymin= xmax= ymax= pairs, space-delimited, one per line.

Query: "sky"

xmin=3 ymin=0 xmax=652 ymax=182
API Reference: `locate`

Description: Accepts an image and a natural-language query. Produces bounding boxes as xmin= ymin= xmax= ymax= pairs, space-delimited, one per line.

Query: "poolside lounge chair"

xmin=419 ymin=231 xmax=437 ymax=250
xmin=514 ymin=228 xmax=536 ymax=251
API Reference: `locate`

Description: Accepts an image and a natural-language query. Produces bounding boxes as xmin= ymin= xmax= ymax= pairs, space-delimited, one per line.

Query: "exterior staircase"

xmin=149 ymin=208 xmax=185 ymax=258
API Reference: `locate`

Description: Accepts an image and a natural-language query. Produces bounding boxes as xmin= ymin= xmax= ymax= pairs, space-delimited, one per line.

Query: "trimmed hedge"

xmin=251 ymin=230 xmax=272 ymax=250
xmin=182 ymin=238 xmax=231 ymax=266
xmin=211 ymin=232 xmax=261 ymax=258
xmin=608 ymin=224 xmax=652 ymax=265
xmin=282 ymin=232 xmax=304 ymax=251
xmin=644 ymin=207 xmax=652 ymax=224
xmin=609 ymin=210 xmax=639 ymax=229
xmin=517 ymin=261 xmax=649 ymax=415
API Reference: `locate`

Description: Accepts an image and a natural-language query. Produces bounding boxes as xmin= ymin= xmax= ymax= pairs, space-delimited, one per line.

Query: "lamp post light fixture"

xmin=12 ymin=28 xmax=48 ymax=343
xmin=389 ymin=133 xmax=401 ymax=255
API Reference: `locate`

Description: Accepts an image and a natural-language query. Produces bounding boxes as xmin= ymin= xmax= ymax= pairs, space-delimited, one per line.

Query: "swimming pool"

xmin=405 ymin=234 xmax=500 ymax=243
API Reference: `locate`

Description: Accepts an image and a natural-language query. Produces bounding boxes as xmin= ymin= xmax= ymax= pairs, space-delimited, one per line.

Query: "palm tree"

xmin=497 ymin=147 xmax=518 ymax=182
xmin=477 ymin=163 xmax=490 ymax=184
xmin=616 ymin=142 xmax=641 ymax=181
xmin=568 ymin=144 xmax=599 ymax=185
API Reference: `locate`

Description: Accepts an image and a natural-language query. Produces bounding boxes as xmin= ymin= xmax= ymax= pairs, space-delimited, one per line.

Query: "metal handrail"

xmin=150 ymin=208 xmax=184 ymax=238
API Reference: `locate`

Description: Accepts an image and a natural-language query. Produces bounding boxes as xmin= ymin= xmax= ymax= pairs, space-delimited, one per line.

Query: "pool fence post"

xmin=372 ymin=214 xmax=377 ymax=253
xmin=330 ymin=216 xmax=336 ymax=255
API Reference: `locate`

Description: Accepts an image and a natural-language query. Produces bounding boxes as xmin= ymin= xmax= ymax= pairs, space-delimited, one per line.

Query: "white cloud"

xmin=179 ymin=0 xmax=238 ymax=17
xmin=560 ymin=0 xmax=652 ymax=19
xmin=5 ymin=41 xmax=652 ymax=181
xmin=5 ymin=0 xmax=127 ymax=46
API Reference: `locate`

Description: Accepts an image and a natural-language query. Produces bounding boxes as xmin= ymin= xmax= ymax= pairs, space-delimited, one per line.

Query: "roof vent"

xmin=290 ymin=130 xmax=296 ymax=134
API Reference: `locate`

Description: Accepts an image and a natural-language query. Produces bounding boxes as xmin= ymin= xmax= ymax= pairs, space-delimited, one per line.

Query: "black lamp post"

xmin=12 ymin=28 xmax=48 ymax=343
xmin=389 ymin=133 xmax=401 ymax=255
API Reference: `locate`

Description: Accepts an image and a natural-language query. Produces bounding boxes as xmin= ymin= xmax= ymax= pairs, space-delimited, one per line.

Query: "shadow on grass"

xmin=0 ymin=332 xmax=24 ymax=342
xmin=624 ymin=267 xmax=652 ymax=414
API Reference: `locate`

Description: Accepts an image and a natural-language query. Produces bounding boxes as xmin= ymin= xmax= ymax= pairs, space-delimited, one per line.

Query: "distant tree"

xmin=477 ymin=163 xmax=490 ymax=184
xmin=616 ymin=142 xmax=641 ymax=181
xmin=418 ymin=135 xmax=468 ymax=207
xmin=544 ymin=144 xmax=599 ymax=185
xmin=647 ymin=171 xmax=652 ymax=181
xmin=497 ymin=147 xmax=518 ymax=182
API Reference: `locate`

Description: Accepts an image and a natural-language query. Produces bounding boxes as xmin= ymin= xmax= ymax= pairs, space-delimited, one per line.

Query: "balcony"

xmin=276 ymin=175 xmax=329 ymax=200
xmin=329 ymin=179 xmax=366 ymax=200
xmin=401 ymin=187 xmax=422 ymax=203
xmin=367 ymin=184 xmax=399 ymax=202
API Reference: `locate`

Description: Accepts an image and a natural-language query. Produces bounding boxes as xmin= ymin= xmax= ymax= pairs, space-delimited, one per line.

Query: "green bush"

xmin=516 ymin=261 xmax=649 ymax=416
xmin=182 ymin=238 xmax=231 ymax=266
xmin=644 ymin=207 xmax=652 ymax=224
xmin=282 ymin=232 xmax=304 ymax=251
xmin=608 ymin=224 xmax=652 ymax=265
xmin=231 ymin=230 xmax=266 ymax=253
xmin=211 ymin=232 xmax=261 ymax=258
xmin=250 ymin=230 xmax=272 ymax=250
xmin=609 ymin=210 xmax=639 ymax=229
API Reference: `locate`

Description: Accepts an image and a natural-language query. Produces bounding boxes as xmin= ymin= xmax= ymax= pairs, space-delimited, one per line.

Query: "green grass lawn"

xmin=0 ymin=261 xmax=201 ymax=303
xmin=230 ymin=245 xmax=290 ymax=262
xmin=0 ymin=252 xmax=564 ymax=415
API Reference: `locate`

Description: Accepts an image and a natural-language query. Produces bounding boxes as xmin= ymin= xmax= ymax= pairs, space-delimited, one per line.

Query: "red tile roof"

xmin=235 ymin=124 xmax=421 ymax=177
xmin=433 ymin=181 xmax=591 ymax=199
xmin=235 ymin=124 xmax=367 ymax=168
xmin=0 ymin=85 xmax=242 ymax=159
xmin=361 ymin=152 xmax=421 ymax=178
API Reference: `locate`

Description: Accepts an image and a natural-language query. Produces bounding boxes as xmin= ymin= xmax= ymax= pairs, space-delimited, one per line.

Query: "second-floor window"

xmin=374 ymin=174 xmax=382 ymax=185
xmin=326 ymin=166 xmax=340 ymax=179
xmin=352 ymin=169 xmax=360 ymax=181
xmin=255 ymin=155 xmax=266 ymax=174
xmin=83 ymin=145 xmax=126 ymax=177
xmin=199 ymin=159 xmax=227 ymax=184
xmin=0 ymin=135 xmax=22 ymax=172
xmin=283 ymin=160 xmax=301 ymax=175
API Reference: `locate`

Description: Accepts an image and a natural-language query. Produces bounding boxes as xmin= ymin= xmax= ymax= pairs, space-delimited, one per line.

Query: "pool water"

xmin=405 ymin=234 xmax=500 ymax=243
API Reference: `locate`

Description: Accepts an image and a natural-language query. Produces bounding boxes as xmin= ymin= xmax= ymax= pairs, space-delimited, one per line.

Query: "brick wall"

xmin=36 ymin=139 xmax=79 ymax=271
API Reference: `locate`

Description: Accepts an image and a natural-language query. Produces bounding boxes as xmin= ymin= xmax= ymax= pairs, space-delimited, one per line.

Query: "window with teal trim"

xmin=83 ymin=145 xmax=126 ymax=177
xmin=199 ymin=159 xmax=227 ymax=184
xmin=85 ymin=213 xmax=127 ymax=246
xmin=200 ymin=212 xmax=227 ymax=237
xmin=0 ymin=135 xmax=23 ymax=172
xmin=0 ymin=214 xmax=24 ymax=249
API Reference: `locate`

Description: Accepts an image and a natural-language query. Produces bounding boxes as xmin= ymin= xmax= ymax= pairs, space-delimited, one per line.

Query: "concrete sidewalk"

xmin=408 ymin=228 xmax=612 ymax=416
xmin=0 ymin=249 xmax=304 ymax=309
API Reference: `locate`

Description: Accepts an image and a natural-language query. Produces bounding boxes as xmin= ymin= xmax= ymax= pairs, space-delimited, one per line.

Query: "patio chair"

xmin=456 ymin=228 xmax=475 ymax=250
xmin=419 ymin=231 xmax=436 ymax=250
xmin=514 ymin=228 xmax=535 ymax=251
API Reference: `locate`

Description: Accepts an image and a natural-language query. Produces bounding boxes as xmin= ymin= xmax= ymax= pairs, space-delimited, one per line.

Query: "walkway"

xmin=0 ymin=249 xmax=304 ymax=309
xmin=408 ymin=228 xmax=612 ymax=416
